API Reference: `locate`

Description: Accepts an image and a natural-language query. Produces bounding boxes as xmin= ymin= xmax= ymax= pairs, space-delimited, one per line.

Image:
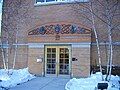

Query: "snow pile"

xmin=0 ymin=68 xmax=35 ymax=88
xmin=65 ymin=72 xmax=120 ymax=90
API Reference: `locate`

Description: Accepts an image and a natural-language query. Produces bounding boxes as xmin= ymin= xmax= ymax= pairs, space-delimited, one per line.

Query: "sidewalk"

xmin=9 ymin=77 xmax=70 ymax=90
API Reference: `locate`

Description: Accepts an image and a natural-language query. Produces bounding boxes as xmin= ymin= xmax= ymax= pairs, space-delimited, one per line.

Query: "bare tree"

xmin=91 ymin=0 xmax=119 ymax=81
xmin=70 ymin=1 xmax=104 ymax=80
xmin=89 ymin=2 xmax=104 ymax=80
xmin=103 ymin=0 xmax=120 ymax=81
xmin=1 ymin=0 xmax=31 ymax=71
xmin=12 ymin=30 xmax=18 ymax=69
xmin=70 ymin=0 xmax=120 ymax=81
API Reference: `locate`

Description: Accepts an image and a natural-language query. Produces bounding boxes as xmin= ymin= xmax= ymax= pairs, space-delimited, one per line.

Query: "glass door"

xmin=46 ymin=47 xmax=56 ymax=75
xmin=59 ymin=48 xmax=69 ymax=75
xmin=45 ymin=46 xmax=71 ymax=76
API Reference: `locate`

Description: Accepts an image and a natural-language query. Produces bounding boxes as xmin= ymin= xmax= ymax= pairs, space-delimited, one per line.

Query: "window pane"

xmin=52 ymin=59 xmax=56 ymax=63
xmin=47 ymin=59 xmax=51 ymax=63
xmin=47 ymin=48 xmax=51 ymax=53
xmin=47 ymin=54 xmax=51 ymax=58
xmin=46 ymin=0 xmax=55 ymax=2
xmin=47 ymin=64 xmax=51 ymax=68
xmin=52 ymin=48 xmax=56 ymax=53
xmin=65 ymin=59 xmax=69 ymax=64
xmin=60 ymin=48 xmax=64 ymax=53
xmin=36 ymin=0 xmax=44 ymax=3
xmin=65 ymin=48 xmax=69 ymax=53
xmin=60 ymin=59 xmax=63 ymax=63
xmin=36 ymin=0 xmax=89 ymax=3
xmin=52 ymin=54 xmax=56 ymax=58
xmin=60 ymin=54 xmax=64 ymax=58
xmin=65 ymin=54 xmax=69 ymax=58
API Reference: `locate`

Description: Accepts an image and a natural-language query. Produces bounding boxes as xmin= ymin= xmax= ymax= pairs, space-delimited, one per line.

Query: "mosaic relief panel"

xmin=28 ymin=24 xmax=91 ymax=35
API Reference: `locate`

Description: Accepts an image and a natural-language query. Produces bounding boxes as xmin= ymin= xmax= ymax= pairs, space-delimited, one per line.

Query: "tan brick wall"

xmin=72 ymin=47 xmax=90 ymax=78
xmin=31 ymin=4 xmax=91 ymax=29
xmin=8 ymin=45 xmax=28 ymax=69
xmin=1 ymin=0 xmax=120 ymax=77
xmin=91 ymin=45 xmax=120 ymax=67
xmin=28 ymin=34 xmax=91 ymax=43
xmin=28 ymin=48 xmax=44 ymax=76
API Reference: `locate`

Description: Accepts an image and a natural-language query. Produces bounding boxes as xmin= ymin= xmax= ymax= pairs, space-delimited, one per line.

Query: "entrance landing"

xmin=9 ymin=77 xmax=70 ymax=90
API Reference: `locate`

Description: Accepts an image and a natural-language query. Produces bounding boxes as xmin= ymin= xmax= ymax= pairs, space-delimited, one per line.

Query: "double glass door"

xmin=45 ymin=46 xmax=71 ymax=76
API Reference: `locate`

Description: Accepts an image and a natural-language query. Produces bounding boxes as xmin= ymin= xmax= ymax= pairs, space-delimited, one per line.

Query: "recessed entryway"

xmin=45 ymin=45 xmax=71 ymax=77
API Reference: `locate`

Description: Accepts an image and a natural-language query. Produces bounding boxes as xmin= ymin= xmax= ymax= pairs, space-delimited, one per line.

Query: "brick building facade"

xmin=0 ymin=0 xmax=120 ymax=77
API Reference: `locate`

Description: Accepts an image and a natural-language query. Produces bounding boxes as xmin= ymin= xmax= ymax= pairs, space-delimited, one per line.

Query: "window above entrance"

xmin=35 ymin=0 xmax=89 ymax=5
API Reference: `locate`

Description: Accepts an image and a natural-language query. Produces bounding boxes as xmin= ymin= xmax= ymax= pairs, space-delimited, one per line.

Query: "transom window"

xmin=35 ymin=0 xmax=89 ymax=4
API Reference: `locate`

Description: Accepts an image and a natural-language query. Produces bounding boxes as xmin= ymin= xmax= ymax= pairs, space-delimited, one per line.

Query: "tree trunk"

xmin=6 ymin=41 xmax=9 ymax=70
xmin=107 ymin=24 xmax=113 ymax=81
xmin=1 ymin=47 xmax=6 ymax=69
xmin=105 ymin=1 xmax=113 ymax=80
xmin=13 ymin=31 xmax=18 ymax=69
xmin=90 ymin=2 xmax=104 ymax=81
xmin=105 ymin=41 xmax=110 ymax=81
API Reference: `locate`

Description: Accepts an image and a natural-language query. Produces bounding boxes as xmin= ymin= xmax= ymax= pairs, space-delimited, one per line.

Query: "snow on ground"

xmin=65 ymin=72 xmax=120 ymax=90
xmin=0 ymin=68 xmax=35 ymax=88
